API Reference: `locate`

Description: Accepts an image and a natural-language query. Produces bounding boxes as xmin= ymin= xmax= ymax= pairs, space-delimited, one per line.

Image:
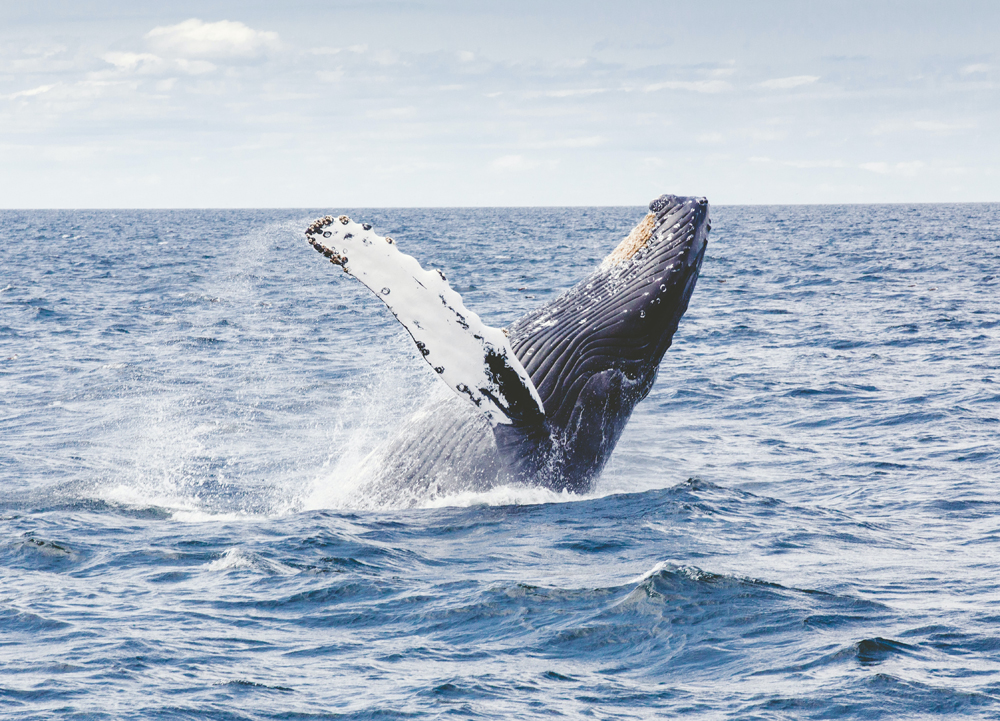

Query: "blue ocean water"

xmin=1 ymin=204 xmax=998 ymax=719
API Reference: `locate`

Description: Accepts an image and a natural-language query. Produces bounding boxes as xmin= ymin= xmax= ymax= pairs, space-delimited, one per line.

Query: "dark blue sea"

xmin=2 ymin=204 xmax=999 ymax=719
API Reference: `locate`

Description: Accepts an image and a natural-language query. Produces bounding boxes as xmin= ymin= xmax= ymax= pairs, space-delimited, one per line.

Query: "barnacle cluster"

xmin=304 ymin=215 xmax=348 ymax=267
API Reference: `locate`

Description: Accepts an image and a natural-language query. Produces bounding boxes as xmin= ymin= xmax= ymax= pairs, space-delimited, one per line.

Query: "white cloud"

xmin=749 ymin=156 xmax=845 ymax=168
xmin=707 ymin=66 xmax=736 ymax=78
xmin=759 ymin=75 xmax=819 ymax=89
xmin=174 ymin=58 xmax=216 ymax=75
xmin=103 ymin=52 xmax=163 ymax=73
xmin=872 ymin=119 xmax=974 ymax=135
xmin=784 ymin=159 xmax=845 ymax=169
xmin=544 ymin=88 xmax=608 ymax=98
xmin=555 ymin=136 xmax=603 ymax=148
xmin=643 ymin=80 xmax=731 ymax=94
xmin=490 ymin=155 xmax=540 ymax=171
xmin=859 ymin=161 xmax=890 ymax=174
xmin=860 ymin=161 xmax=924 ymax=177
xmin=317 ymin=69 xmax=345 ymax=83
xmin=521 ymin=136 xmax=604 ymax=149
xmin=457 ymin=50 xmax=475 ymax=63
xmin=22 ymin=44 xmax=67 ymax=60
xmin=3 ymin=84 xmax=56 ymax=100
xmin=145 ymin=19 xmax=279 ymax=58
xmin=960 ymin=63 xmax=990 ymax=75
xmin=373 ymin=106 xmax=416 ymax=118
xmin=912 ymin=120 xmax=973 ymax=132
xmin=102 ymin=51 xmax=214 ymax=76
xmin=746 ymin=128 xmax=785 ymax=142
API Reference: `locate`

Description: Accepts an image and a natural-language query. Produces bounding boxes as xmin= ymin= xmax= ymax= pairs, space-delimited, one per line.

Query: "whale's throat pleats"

xmin=509 ymin=198 xmax=707 ymax=433
xmin=496 ymin=198 xmax=707 ymax=486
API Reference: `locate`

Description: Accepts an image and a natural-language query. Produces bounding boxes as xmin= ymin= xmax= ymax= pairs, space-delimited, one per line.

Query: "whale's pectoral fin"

xmin=305 ymin=215 xmax=545 ymax=428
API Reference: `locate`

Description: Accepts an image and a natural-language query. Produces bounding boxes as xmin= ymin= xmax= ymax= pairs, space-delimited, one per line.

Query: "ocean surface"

xmin=2 ymin=204 xmax=998 ymax=719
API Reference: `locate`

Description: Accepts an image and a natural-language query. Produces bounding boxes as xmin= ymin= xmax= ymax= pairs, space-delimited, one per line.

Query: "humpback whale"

xmin=305 ymin=194 xmax=709 ymax=505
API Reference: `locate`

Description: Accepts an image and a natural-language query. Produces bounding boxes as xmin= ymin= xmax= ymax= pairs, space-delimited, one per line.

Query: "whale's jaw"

xmin=502 ymin=195 xmax=710 ymax=491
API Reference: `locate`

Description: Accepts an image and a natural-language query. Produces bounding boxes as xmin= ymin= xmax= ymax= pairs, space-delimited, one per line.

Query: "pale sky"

xmin=2 ymin=1 xmax=997 ymax=207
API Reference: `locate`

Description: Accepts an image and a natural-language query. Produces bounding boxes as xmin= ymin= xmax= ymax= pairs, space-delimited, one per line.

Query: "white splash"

xmin=418 ymin=484 xmax=587 ymax=509
xmin=629 ymin=560 xmax=687 ymax=584
xmin=205 ymin=547 xmax=297 ymax=575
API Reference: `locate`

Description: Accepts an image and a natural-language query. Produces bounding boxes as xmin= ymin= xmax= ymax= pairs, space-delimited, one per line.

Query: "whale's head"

xmin=505 ymin=194 xmax=709 ymax=488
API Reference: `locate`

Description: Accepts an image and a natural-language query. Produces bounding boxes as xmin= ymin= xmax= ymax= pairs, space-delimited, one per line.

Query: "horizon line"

xmin=2 ymin=200 xmax=998 ymax=211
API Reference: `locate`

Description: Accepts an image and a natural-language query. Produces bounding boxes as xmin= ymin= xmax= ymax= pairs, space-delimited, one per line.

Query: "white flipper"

xmin=305 ymin=215 xmax=545 ymax=427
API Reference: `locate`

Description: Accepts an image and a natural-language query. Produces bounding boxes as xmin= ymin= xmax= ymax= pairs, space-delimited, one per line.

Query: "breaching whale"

xmin=304 ymin=194 xmax=709 ymax=505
